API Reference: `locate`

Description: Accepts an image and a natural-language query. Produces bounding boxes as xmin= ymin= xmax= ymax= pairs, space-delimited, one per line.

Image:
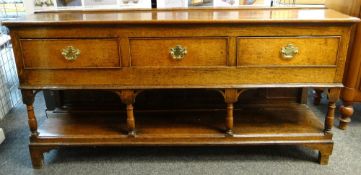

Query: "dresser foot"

xmin=29 ymin=146 xmax=53 ymax=169
xmin=339 ymin=121 xmax=349 ymax=130
xmin=304 ymin=143 xmax=333 ymax=165
xmin=339 ymin=103 xmax=354 ymax=130
xmin=128 ymin=130 xmax=136 ymax=137
xmin=318 ymin=152 xmax=330 ymax=165
xmin=225 ymin=130 xmax=233 ymax=137
xmin=29 ymin=148 xmax=44 ymax=169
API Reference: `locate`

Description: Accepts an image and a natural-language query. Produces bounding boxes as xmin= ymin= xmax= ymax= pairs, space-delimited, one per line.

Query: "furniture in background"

xmin=4 ymin=8 xmax=358 ymax=168
xmin=0 ymin=128 xmax=4 ymax=144
xmin=314 ymin=0 xmax=361 ymax=130
xmin=0 ymin=32 xmax=23 ymax=146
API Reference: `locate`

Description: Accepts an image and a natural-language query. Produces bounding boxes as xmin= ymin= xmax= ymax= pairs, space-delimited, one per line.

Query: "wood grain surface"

xmin=237 ymin=36 xmax=340 ymax=66
xmin=3 ymin=9 xmax=359 ymax=27
xmin=130 ymin=37 xmax=228 ymax=67
xmin=20 ymin=38 xmax=121 ymax=69
xmin=4 ymin=8 xmax=358 ymax=168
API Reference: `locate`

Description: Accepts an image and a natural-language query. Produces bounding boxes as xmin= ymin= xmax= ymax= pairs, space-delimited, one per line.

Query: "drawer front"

xmin=130 ymin=37 xmax=228 ymax=67
xmin=237 ymin=37 xmax=340 ymax=66
xmin=20 ymin=38 xmax=120 ymax=69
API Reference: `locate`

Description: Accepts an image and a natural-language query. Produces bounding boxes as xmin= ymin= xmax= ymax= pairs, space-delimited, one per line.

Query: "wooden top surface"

xmin=3 ymin=8 xmax=359 ymax=27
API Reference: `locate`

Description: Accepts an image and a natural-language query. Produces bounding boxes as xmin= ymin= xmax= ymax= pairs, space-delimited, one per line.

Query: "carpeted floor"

xmin=1 ymin=92 xmax=361 ymax=175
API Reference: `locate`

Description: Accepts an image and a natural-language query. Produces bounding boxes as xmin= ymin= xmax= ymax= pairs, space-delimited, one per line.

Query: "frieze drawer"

xmin=237 ymin=36 xmax=340 ymax=67
xmin=129 ymin=37 xmax=228 ymax=67
xmin=20 ymin=38 xmax=121 ymax=69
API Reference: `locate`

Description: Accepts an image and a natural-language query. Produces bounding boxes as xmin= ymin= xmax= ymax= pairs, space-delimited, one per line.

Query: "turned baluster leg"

xmin=313 ymin=88 xmax=324 ymax=105
xmin=324 ymin=88 xmax=340 ymax=133
xmin=21 ymin=90 xmax=39 ymax=137
xmin=21 ymin=90 xmax=45 ymax=168
xmin=339 ymin=86 xmax=355 ymax=130
xmin=339 ymin=101 xmax=354 ymax=130
xmin=226 ymin=103 xmax=234 ymax=136
xmin=119 ymin=90 xmax=137 ymax=137
xmin=27 ymin=105 xmax=38 ymax=136
xmin=219 ymin=89 xmax=246 ymax=136
xmin=126 ymin=104 xmax=136 ymax=136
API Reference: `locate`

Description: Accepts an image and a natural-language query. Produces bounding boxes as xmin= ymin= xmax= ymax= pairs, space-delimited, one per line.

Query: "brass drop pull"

xmin=170 ymin=45 xmax=187 ymax=60
xmin=61 ymin=46 xmax=80 ymax=61
xmin=281 ymin=44 xmax=299 ymax=59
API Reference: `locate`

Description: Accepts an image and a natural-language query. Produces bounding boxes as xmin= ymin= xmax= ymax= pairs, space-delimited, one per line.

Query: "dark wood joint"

xmin=313 ymin=88 xmax=324 ymax=105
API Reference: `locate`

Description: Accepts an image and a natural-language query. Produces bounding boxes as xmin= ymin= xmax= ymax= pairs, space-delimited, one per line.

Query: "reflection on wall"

xmin=34 ymin=0 xmax=55 ymax=10
xmin=57 ymin=0 xmax=82 ymax=7
xmin=242 ymin=0 xmax=256 ymax=5
xmin=118 ymin=0 xmax=152 ymax=8
xmin=31 ymin=0 xmax=324 ymax=11
xmin=84 ymin=0 xmax=117 ymax=6
xmin=241 ymin=0 xmax=268 ymax=5
xmin=34 ymin=0 xmax=54 ymax=7
xmin=214 ymin=0 xmax=240 ymax=6
xmin=34 ymin=0 xmax=152 ymax=10
xmin=296 ymin=0 xmax=324 ymax=4
xmin=189 ymin=0 xmax=213 ymax=6
xmin=187 ymin=0 xmax=269 ymax=7
xmin=157 ymin=0 xmax=188 ymax=8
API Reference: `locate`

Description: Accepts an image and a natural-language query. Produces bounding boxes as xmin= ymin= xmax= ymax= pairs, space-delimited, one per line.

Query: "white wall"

xmin=23 ymin=0 xmax=34 ymax=14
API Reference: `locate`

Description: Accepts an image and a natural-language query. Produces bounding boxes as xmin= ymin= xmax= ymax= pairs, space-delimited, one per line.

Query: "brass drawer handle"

xmin=61 ymin=46 xmax=80 ymax=61
xmin=281 ymin=44 xmax=299 ymax=59
xmin=170 ymin=45 xmax=187 ymax=60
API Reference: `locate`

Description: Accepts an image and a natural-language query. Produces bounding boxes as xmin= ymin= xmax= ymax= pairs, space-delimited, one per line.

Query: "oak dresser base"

xmin=3 ymin=8 xmax=358 ymax=168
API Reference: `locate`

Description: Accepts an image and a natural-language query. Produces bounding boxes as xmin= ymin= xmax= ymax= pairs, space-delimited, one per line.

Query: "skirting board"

xmin=0 ymin=128 xmax=4 ymax=144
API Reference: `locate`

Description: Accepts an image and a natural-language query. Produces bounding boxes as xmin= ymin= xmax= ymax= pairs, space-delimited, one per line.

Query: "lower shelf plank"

xmin=35 ymin=104 xmax=330 ymax=145
xmin=30 ymin=103 xmax=333 ymax=167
